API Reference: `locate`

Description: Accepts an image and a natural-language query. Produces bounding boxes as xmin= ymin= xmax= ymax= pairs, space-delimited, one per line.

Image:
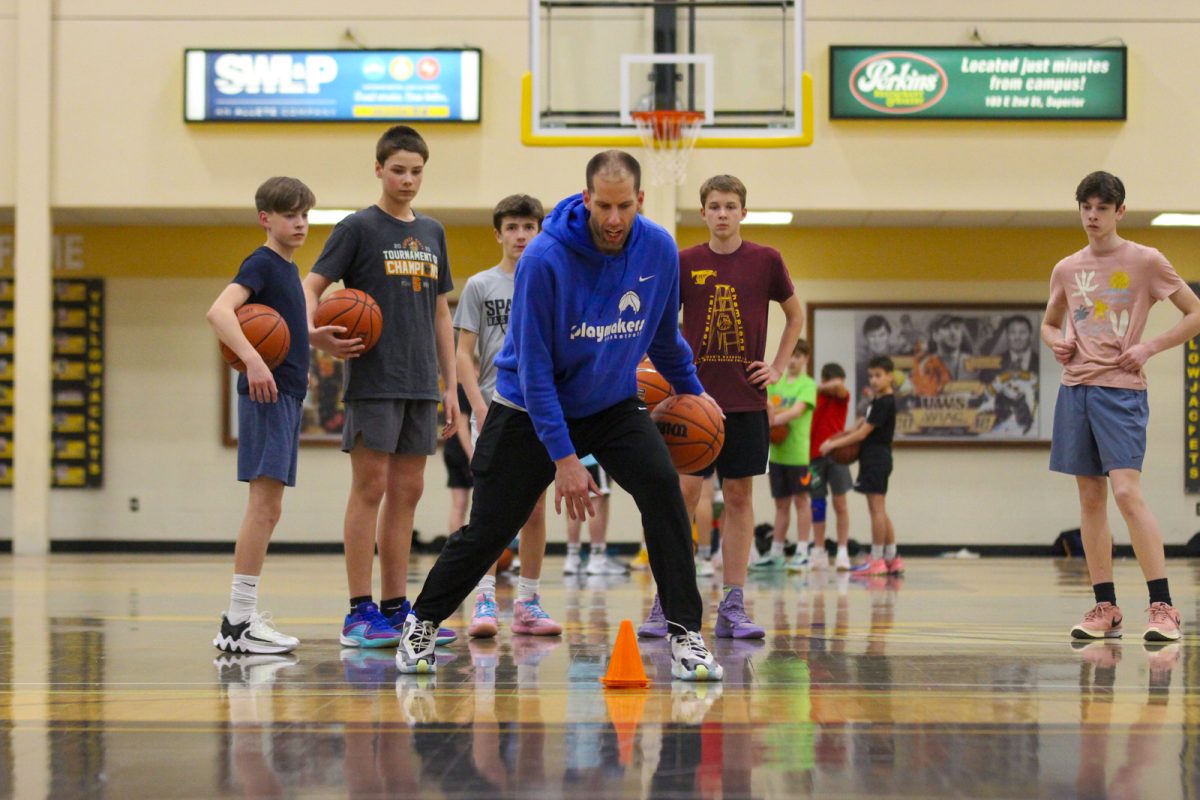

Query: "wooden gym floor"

xmin=0 ymin=553 xmax=1196 ymax=799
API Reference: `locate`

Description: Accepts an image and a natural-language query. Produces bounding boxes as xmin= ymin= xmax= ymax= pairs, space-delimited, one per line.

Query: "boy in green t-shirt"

xmin=751 ymin=340 xmax=817 ymax=572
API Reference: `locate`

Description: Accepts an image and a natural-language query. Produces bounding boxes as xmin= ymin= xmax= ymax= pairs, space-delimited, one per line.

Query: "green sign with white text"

xmin=830 ymin=46 xmax=1126 ymax=120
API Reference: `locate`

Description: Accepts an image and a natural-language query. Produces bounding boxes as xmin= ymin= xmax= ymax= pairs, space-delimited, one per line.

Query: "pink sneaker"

xmin=1144 ymin=602 xmax=1182 ymax=642
xmin=1071 ymin=602 xmax=1123 ymax=640
xmin=886 ymin=555 xmax=905 ymax=575
xmin=511 ymin=594 xmax=563 ymax=636
xmin=467 ymin=592 xmax=498 ymax=638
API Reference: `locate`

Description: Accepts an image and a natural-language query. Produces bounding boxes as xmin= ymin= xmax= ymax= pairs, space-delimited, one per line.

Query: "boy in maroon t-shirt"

xmin=639 ymin=174 xmax=804 ymax=641
xmin=808 ymin=362 xmax=854 ymax=571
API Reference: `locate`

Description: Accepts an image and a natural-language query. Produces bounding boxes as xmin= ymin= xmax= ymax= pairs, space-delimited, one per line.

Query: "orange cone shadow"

xmin=600 ymin=619 xmax=651 ymax=689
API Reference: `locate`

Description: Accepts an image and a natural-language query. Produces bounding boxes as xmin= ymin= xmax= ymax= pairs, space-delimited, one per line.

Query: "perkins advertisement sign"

xmin=184 ymin=49 xmax=481 ymax=123
xmin=830 ymin=46 xmax=1125 ymax=120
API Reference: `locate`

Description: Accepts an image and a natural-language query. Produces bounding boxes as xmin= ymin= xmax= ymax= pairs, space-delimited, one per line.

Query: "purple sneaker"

xmin=387 ymin=601 xmax=457 ymax=647
xmin=638 ymin=594 xmax=668 ymax=638
xmin=714 ymin=587 xmax=765 ymax=639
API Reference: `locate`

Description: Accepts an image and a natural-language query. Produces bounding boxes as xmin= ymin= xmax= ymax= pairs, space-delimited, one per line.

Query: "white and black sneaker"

xmin=396 ymin=614 xmax=439 ymax=674
xmin=213 ymin=612 xmax=299 ymax=654
xmin=669 ymin=629 xmax=724 ymax=682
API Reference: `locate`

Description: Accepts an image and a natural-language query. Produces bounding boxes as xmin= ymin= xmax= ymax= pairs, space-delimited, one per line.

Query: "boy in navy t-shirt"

xmin=207 ymin=176 xmax=323 ymax=654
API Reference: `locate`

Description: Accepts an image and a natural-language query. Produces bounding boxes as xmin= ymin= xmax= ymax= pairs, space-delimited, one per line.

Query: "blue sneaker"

xmin=341 ymin=602 xmax=402 ymax=648
xmin=387 ymin=600 xmax=458 ymax=647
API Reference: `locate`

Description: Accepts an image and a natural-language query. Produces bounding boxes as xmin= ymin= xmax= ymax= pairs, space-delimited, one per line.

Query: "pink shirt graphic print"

xmin=1049 ymin=240 xmax=1186 ymax=389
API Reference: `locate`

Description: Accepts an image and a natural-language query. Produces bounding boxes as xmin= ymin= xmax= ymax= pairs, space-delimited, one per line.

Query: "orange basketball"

xmin=220 ymin=303 xmax=291 ymax=372
xmin=314 ymin=288 xmax=383 ymax=354
xmin=636 ymin=359 xmax=672 ymax=412
xmin=829 ymin=441 xmax=860 ymax=465
xmin=496 ymin=547 xmax=515 ymax=572
xmin=770 ymin=424 xmax=790 ymax=444
xmin=651 ymin=394 xmax=725 ymax=473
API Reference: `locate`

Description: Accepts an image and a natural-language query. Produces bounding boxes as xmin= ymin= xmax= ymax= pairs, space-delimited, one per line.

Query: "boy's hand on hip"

xmin=746 ymin=360 xmax=780 ymax=388
xmin=1117 ymin=342 xmax=1152 ymax=372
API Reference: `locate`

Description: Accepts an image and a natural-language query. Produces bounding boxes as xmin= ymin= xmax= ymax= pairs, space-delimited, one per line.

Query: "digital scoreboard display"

xmin=185 ymin=49 xmax=482 ymax=123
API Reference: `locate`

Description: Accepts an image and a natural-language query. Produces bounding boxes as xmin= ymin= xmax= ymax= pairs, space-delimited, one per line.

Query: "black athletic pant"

xmin=413 ymin=397 xmax=703 ymax=632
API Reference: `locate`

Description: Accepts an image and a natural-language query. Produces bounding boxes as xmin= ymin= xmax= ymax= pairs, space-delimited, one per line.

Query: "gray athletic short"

xmin=342 ymin=398 xmax=439 ymax=455
xmin=809 ymin=456 xmax=853 ymax=499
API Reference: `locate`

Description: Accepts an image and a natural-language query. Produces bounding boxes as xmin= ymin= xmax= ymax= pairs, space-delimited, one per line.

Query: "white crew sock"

xmin=884 ymin=544 xmax=898 ymax=560
xmin=517 ymin=576 xmax=539 ymax=603
xmin=228 ymin=574 xmax=259 ymax=624
xmin=475 ymin=573 xmax=497 ymax=596
xmin=870 ymin=545 xmax=884 ymax=561
xmin=566 ymin=543 xmax=580 ymax=557
xmin=770 ymin=540 xmax=784 ymax=558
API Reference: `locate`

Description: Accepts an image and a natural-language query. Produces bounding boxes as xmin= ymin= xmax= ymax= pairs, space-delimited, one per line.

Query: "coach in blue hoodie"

xmin=403 ymin=151 xmax=724 ymax=682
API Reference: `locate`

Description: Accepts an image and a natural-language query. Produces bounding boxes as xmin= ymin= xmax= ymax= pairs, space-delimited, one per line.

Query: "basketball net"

xmin=631 ymin=110 xmax=704 ymax=186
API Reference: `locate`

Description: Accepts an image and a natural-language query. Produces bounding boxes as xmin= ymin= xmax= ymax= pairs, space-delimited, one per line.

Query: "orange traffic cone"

xmin=605 ymin=688 xmax=649 ymax=765
xmin=600 ymin=619 xmax=651 ymax=688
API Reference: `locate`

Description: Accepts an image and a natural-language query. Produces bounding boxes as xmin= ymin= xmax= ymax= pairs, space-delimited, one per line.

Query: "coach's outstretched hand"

xmin=554 ymin=454 xmax=600 ymax=521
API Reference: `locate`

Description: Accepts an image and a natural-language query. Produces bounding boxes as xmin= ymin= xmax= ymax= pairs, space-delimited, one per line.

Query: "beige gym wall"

xmin=2 ymin=2 xmax=1199 ymax=551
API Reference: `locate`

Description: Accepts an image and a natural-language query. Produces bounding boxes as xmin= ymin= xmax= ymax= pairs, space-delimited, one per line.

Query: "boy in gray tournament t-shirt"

xmin=303 ymin=125 xmax=459 ymax=648
xmin=453 ymin=194 xmax=563 ymax=639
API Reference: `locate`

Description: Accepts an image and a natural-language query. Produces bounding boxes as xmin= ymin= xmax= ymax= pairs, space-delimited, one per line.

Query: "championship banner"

xmin=0 ymin=278 xmax=103 ymax=488
xmin=52 ymin=279 xmax=104 ymax=487
xmin=853 ymin=307 xmax=1047 ymax=442
xmin=830 ymin=46 xmax=1126 ymax=120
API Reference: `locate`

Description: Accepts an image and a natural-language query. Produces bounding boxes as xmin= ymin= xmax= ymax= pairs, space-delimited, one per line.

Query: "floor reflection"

xmin=1 ymin=555 xmax=1196 ymax=798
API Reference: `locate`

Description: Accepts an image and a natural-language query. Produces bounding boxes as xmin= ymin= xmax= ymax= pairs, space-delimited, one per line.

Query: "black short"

xmin=689 ymin=410 xmax=769 ymax=480
xmin=768 ymin=463 xmax=812 ymax=499
xmin=854 ymin=454 xmax=892 ymax=496
xmin=443 ymin=436 xmax=473 ymax=489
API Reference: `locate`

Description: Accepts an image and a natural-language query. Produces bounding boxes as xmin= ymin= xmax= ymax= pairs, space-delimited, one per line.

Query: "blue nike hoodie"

xmin=492 ymin=193 xmax=704 ymax=461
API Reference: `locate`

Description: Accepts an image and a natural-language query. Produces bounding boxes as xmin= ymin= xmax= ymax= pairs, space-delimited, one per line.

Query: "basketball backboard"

xmin=525 ymin=0 xmax=812 ymax=148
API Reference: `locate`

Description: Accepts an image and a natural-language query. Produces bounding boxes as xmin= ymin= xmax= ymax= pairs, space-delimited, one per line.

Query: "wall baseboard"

xmin=0 ymin=539 xmax=1185 ymax=558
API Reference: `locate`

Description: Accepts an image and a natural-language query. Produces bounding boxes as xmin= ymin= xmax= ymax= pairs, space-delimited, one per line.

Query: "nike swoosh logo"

xmin=639 ymin=275 xmax=655 ymax=282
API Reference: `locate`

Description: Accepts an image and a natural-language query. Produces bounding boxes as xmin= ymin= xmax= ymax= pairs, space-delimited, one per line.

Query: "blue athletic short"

xmin=1049 ymin=384 xmax=1148 ymax=476
xmin=238 ymin=393 xmax=302 ymax=486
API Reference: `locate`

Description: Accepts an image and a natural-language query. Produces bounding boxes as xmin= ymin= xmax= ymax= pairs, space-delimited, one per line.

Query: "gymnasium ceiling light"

xmin=309 ymin=209 xmax=355 ymax=225
xmin=742 ymin=211 xmax=794 ymax=226
xmin=1151 ymin=213 xmax=1200 ymax=227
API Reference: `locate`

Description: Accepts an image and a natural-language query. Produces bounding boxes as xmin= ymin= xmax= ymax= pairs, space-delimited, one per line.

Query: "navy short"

xmin=769 ymin=463 xmax=812 ymax=499
xmin=1050 ymin=384 xmax=1148 ymax=476
xmin=237 ymin=393 xmax=302 ymax=486
xmin=689 ymin=410 xmax=769 ymax=480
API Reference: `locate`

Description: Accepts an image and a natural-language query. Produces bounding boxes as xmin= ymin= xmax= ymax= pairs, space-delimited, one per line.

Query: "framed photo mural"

xmin=223 ymin=347 xmax=346 ymax=446
xmin=809 ymin=303 xmax=1060 ymax=444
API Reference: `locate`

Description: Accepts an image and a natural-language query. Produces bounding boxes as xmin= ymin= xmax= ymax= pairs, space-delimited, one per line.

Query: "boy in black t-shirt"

xmin=207 ymin=176 xmax=322 ymax=654
xmin=819 ymin=355 xmax=901 ymax=577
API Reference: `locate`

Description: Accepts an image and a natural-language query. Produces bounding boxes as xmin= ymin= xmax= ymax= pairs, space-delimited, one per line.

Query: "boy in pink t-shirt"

xmin=1042 ymin=171 xmax=1200 ymax=643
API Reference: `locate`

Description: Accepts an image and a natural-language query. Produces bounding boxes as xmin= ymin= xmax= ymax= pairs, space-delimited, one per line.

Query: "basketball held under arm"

xmin=301 ymin=272 xmax=357 ymax=358
xmin=206 ymin=283 xmax=278 ymax=403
